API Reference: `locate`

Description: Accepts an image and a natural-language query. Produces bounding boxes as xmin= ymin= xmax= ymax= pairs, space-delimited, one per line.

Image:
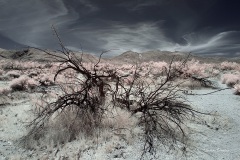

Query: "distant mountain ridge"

xmin=109 ymin=50 xmax=240 ymax=63
xmin=0 ymin=48 xmax=240 ymax=63
xmin=0 ymin=48 xmax=101 ymax=63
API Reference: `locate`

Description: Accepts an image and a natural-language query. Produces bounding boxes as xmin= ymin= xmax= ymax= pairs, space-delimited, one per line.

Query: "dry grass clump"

xmin=9 ymin=75 xmax=40 ymax=91
xmin=24 ymin=95 xmax=140 ymax=151
xmin=23 ymin=110 xmax=97 ymax=149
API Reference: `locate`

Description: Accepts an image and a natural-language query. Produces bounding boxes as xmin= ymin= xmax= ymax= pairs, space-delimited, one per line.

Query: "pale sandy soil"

xmin=185 ymin=81 xmax=240 ymax=160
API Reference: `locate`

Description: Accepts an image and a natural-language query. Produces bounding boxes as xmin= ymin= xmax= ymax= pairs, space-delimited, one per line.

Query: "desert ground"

xmin=0 ymin=49 xmax=240 ymax=160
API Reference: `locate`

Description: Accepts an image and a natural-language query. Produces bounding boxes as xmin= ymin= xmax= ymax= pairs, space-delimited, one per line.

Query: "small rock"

xmin=7 ymin=141 xmax=12 ymax=145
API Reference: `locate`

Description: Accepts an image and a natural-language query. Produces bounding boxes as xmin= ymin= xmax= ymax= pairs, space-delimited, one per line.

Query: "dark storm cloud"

xmin=0 ymin=0 xmax=240 ymax=57
xmin=0 ymin=0 xmax=69 ymax=47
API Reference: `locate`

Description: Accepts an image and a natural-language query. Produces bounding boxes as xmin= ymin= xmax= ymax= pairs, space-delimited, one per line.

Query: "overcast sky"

xmin=0 ymin=0 xmax=240 ymax=57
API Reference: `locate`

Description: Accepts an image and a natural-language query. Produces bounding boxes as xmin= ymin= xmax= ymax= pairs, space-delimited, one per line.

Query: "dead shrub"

xmin=22 ymin=26 xmax=202 ymax=158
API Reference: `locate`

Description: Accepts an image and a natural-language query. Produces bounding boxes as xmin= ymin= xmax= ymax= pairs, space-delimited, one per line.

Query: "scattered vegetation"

xmin=0 ymin=26 xmax=240 ymax=159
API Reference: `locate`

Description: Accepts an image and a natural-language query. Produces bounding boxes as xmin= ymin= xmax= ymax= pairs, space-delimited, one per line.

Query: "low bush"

xmin=9 ymin=75 xmax=40 ymax=91
xmin=220 ymin=61 xmax=240 ymax=71
xmin=221 ymin=74 xmax=240 ymax=87
xmin=39 ymin=74 xmax=55 ymax=86
xmin=9 ymin=75 xmax=29 ymax=91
